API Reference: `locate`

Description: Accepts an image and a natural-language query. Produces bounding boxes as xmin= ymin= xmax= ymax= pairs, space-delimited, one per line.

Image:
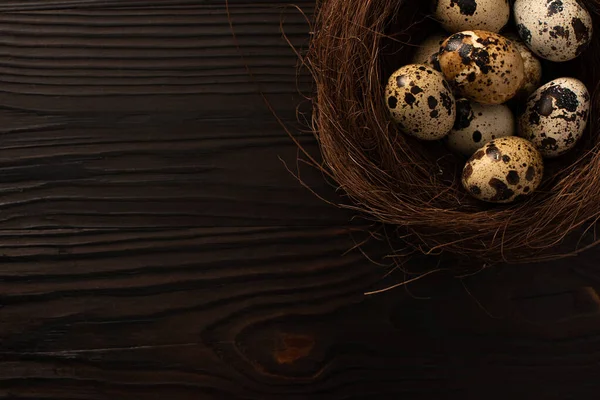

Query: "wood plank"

xmin=0 ymin=224 xmax=599 ymax=399
xmin=0 ymin=2 xmax=314 ymax=116
xmin=0 ymin=114 xmax=347 ymax=228
xmin=0 ymin=1 xmax=343 ymax=228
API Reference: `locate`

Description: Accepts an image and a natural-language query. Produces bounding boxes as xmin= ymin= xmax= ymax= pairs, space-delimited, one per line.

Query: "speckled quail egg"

xmin=411 ymin=33 xmax=447 ymax=69
xmin=505 ymin=33 xmax=542 ymax=100
xmin=446 ymin=99 xmax=514 ymax=156
xmin=518 ymin=77 xmax=590 ymax=158
xmin=434 ymin=0 xmax=510 ymax=33
xmin=514 ymin=0 xmax=593 ymax=62
xmin=439 ymin=30 xmax=525 ymax=104
xmin=462 ymin=137 xmax=544 ymax=203
xmin=385 ymin=64 xmax=456 ymax=140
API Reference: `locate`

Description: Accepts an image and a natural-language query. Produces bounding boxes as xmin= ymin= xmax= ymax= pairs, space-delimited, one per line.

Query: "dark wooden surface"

xmin=1 ymin=1 xmax=600 ymax=399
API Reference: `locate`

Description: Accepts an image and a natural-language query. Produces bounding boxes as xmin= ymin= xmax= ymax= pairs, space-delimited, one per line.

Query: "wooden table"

xmin=0 ymin=1 xmax=599 ymax=399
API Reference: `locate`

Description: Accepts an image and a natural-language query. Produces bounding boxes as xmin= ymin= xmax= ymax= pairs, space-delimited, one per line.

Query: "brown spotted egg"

xmin=439 ymin=30 xmax=525 ymax=105
xmin=434 ymin=0 xmax=510 ymax=33
xmin=462 ymin=137 xmax=544 ymax=203
xmin=514 ymin=0 xmax=593 ymax=62
xmin=446 ymin=99 xmax=514 ymax=156
xmin=518 ymin=77 xmax=590 ymax=158
xmin=411 ymin=33 xmax=447 ymax=70
xmin=505 ymin=33 xmax=542 ymax=101
xmin=385 ymin=64 xmax=456 ymax=140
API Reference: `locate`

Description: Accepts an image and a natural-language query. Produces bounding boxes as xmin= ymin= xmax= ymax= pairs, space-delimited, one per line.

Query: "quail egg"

xmin=411 ymin=33 xmax=447 ymax=69
xmin=462 ymin=137 xmax=544 ymax=203
xmin=514 ymin=0 xmax=593 ymax=62
xmin=446 ymin=99 xmax=515 ymax=156
xmin=518 ymin=77 xmax=590 ymax=158
xmin=434 ymin=0 xmax=510 ymax=33
xmin=385 ymin=64 xmax=456 ymax=140
xmin=439 ymin=30 xmax=525 ymax=104
xmin=505 ymin=33 xmax=543 ymax=100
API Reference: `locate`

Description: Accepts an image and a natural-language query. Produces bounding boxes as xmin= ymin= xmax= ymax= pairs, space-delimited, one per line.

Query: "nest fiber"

xmin=305 ymin=0 xmax=600 ymax=262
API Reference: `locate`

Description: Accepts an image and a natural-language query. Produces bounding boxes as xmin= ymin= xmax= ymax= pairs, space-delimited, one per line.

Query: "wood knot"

xmin=274 ymin=332 xmax=315 ymax=365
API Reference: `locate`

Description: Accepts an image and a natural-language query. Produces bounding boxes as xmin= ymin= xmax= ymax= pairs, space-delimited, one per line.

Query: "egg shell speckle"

xmin=411 ymin=33 xmax=447 ymax=68
xmin=505 ymin=33 xmax=543 ymax=100
xmin=446 ymin=99 xmax=514 ymax=156
xmin=514 ymin=0 xmax=593 ymax=62
xmin=385 ymin=64 xmax=456 ymax=140
xmin=462 ymin=137 xmax=544 ymax=203
xmin=518 ymin=77 xmax=590 ymax=158
xmin=439 ymin=30 xmax=525 ymax=104
xmin=434 ymin=0 xmax=510 ymax=33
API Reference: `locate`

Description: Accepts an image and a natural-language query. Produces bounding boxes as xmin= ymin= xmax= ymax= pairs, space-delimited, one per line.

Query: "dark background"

xmin=0 ymin=1 xmax=599 ymax=399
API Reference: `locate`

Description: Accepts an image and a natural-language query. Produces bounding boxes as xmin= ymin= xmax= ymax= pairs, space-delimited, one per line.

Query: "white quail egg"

xmin=514 ymin=0 xmax=593 ymax=62
xmin=447 ymin=99 xmax=514 ymax=156
xmin=411 ymin=33 xmax=447 ymax=69
xmin=434 ymin=0 xmax=510 ymax=33
xmin=505 ymin=33 xmax=543 ymax=100
xmin=518 ymin=77 xmax=590 ymax=158
xmin=385 ymin=64 xmax=456 ymax=140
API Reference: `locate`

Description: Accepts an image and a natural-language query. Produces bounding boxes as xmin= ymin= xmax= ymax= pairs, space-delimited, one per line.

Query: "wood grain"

xmin=0 ymin=1 xmax=600 ymax=399
xmin=0 ymin=0 xmax=336 ymax=228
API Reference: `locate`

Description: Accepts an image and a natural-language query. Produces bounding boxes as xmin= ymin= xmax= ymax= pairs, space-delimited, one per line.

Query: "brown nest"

xmin=304 ymin=0 xmax=600 ymax=263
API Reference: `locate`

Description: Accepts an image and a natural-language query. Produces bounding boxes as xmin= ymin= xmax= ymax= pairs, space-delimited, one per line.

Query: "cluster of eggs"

xmin=385 ymin=0 xmax=592 ymax=203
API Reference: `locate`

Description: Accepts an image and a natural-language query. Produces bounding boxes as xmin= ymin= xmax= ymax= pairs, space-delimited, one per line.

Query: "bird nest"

xmin=304 ymin=0 xmax=600 ymax=263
